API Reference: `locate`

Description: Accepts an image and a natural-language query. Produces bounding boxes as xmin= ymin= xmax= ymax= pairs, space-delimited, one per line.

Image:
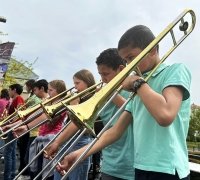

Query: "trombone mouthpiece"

xmin=0 ymin=17 xmax=6 ymax=23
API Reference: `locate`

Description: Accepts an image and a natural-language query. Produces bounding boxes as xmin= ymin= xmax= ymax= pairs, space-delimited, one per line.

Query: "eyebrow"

xmin=125 ymin=53 xmax=133 ymax=60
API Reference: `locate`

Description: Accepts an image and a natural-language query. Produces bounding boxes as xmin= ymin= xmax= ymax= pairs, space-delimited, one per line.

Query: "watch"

xmin=132 ymin=78 xmax=146 ymax=93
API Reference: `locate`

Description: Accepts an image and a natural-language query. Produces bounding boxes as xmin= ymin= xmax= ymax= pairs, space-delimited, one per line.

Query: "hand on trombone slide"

xmin=43 ymin=141 xmax=59 ymax=159
xmin=1 ymin=120 xmax=23 ymax=132
xmin=12 ymin=124 xmax=28 ymax=137
xmin=56 ymin=151 xmax=79 ymax=176
xmin=122 ymin=74 xmax=144 ymax=92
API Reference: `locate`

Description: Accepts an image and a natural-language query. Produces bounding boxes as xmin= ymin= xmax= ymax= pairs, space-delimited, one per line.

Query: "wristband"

xmin=132 ymin=78 xmax=146 ymax=93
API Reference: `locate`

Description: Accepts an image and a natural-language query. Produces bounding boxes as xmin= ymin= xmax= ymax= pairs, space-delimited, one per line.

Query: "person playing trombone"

xmin=46 ymin=69 xmax=96 ymax=180
xmin=4 ymin=84 xmax=25 ymax=180
xmin=45 ymin=49 xmax=135 ymax=180
xmin=13 ymin=80 xmax=67 ymax=180
xmin=57 ymin=25 xmax=191 ymax=180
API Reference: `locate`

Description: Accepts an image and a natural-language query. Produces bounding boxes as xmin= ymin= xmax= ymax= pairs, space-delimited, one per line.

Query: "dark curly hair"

xmin=96 ymin=48 xmax=126 ymax=70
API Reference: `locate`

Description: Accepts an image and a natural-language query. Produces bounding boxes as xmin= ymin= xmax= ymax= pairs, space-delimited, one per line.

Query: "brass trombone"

xmin=0 ymin=101 xmax=31 ymax=140
xmin=40 ymin=9 xmax=195 ymax=180
xmin=0 ymin=87 xmax=74 ymax=139
xmin=0 ymin=82 xmax=102 ymax=150
xmin=0 ymin=86 xmax=75 ymax=126
xmin=13 ymin=82 xmax=102 ymax=179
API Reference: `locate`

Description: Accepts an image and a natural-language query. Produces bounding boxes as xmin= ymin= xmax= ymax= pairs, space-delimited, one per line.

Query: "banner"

xmin=0 ymin=42 xmax=15 ymax=63
xmin=0 ymin=42 xmax=15 ymax=79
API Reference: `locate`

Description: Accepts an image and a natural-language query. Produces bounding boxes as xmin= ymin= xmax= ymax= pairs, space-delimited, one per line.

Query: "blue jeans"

xmin=0 ymin=139 xmax=4 ymax=155
xmin=3 ymin=132 xmax=17 ymax=180
xmin=54 ymin=135 xmax=92 ymax=180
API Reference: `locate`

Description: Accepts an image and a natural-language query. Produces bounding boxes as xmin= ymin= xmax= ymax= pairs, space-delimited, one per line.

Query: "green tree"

xmin=188 ymin=105 xmax=200 ymax=142
xmin=2 ymin=57 xmax=38 ymax=88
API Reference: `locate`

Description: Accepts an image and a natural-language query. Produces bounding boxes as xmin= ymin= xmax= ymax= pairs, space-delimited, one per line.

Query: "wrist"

xmin=132 ymin=78 xmax=146 ymax=93
xmin=26 ymin=124 xmax=29 ymax=130
xmin=54 ymin=138 xmax=61 ymax=147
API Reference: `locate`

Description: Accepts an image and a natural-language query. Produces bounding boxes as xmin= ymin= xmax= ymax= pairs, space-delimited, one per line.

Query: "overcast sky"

xmin=0 ymin=0 xmax=200 ymax=104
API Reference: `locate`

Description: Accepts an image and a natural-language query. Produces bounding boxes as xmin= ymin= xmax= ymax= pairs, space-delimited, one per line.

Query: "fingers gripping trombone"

xmin=0 ymin=83 xmax=100 ymax=150
xmin=10 ymin=9 xmax=196 ymax=180
xmin=34 ymin=9 xmax=196 ymax=180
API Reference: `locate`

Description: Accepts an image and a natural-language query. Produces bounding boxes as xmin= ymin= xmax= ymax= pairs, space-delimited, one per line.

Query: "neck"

xmin=13 ymin=94 xmax=19 ymax=99
xmin=41 ymin=93 xmax=49 ymax=100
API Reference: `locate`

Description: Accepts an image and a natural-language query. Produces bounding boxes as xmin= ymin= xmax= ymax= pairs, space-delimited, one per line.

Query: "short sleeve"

xmin=162 ymin=63 xmax=191 ymax=101
xmin=125 ymin=100 xmax=133 ymax=113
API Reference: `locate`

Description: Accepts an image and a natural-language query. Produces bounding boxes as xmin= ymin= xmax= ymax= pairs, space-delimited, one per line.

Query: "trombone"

xmin=0 ymin=82 xmax=102 ymax=150
xmin=13 ymin=82 xmax=102 ymax=179
xmin=0 ymin=87 xmax=74 ymax=139
xmin=40 ymin=9 xmax=195 ymax=180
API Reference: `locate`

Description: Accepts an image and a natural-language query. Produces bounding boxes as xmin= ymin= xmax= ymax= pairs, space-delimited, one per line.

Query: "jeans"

xmin=18 ymin=132 xmax=29 ymax=174
xmin=0 ymin=139 xmax=4 ymax=155
xmin=54 ymin=135 xmax=92 ymax=180
xmin=3 ymin=132 xmax=17 ymax=180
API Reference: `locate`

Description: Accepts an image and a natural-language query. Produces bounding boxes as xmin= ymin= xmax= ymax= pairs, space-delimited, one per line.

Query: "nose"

xmin=101 ymin=78 xmax=107 ymax=83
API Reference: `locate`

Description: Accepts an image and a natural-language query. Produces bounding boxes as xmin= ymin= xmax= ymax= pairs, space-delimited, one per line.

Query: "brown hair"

xmin=73 ymin=69 xmax=95 ymax=87
xmin=48 ymin=80 xmax=67 ymax=94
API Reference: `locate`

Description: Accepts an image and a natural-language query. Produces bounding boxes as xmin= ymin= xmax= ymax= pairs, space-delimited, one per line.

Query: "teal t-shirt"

xmin=126 ymin=63 xmax=191 ymax=179
xmin=100 ymin=90 xmax=134 ymax=180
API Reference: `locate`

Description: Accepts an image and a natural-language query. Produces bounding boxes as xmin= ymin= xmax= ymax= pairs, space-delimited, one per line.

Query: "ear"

xmin=118 ymin=65 xmax=125 ymax=71
xmin=41 ymin=86 xmax=45 ymax=91
xmin=149 ymin=47 xmax=157 ymax=57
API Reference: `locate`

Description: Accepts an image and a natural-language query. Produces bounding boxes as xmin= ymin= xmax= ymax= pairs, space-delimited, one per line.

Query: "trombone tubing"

xmin=41 ymin=82 xmax=102 ymax=121
xmin=0 ymin=108 xmax=44 ymax=139
xmin=0 ymin=118 xmax=49 ymax=151
xmin=61 ymin=94 xmax=134 ymax=180
xmin=41 ymin=128 xmax=88 ymax=180
xmin=58 ymin=8 xmax=195 ymax=179
xmin=14 ymin=120 xmax=72 ymax=180
xmin=64 ymin=8 xmax=196 ymax=133
xmin=0 ymin=83 xmax=99 ymax=140
xmin=0 ymin=87 xmax=74 ymax=127
xmin=0 ymin=102 xmax=28 ymax=127
xmin=36 ymin=87 xmax=122 ymax=179
xmin=0 ymin=87 xmax=76 ymax=138
xmin=33 ymin=129 xmax=82 ymax=180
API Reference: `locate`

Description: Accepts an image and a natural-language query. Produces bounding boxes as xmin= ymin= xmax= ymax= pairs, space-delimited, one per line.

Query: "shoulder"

xmin=14 ymin=96 xmax=25 ymax=105
xmin=17 ymin=95 xmax=25 ymax=101
xmin=166 ymin=63 xmax=191 ymax=76
xmin=27 ymin=94 xmax=41 ymax=103
xmin=163 ymin=63 xmax=191 ymax=100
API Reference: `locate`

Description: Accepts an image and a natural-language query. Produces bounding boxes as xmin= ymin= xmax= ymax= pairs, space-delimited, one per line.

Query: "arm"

xmin=2 ymin=120 xmax=22 ymax=132
xmin=58 ymin=111 xmax=132 ymax=171
xmin=44 ymin=122 xmax=79 ymax=157
xmin=27 ymin=113 xmax=48 ymax=128
xmin=13 ymin=113 xmax=48 ymax=136
xmin=45 ymin=96 xmax=95 ymax=157
xmin=112 ymin=94 xmax=126 ymax=108
xmin=122 ymin=75 xmax=183 ymax=126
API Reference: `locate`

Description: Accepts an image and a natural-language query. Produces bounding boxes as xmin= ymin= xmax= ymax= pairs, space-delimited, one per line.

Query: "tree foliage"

xmin=2 ymin=57 xmax=37 ymax=88
xmin=188 ymin=105 xmax=200 ymax=142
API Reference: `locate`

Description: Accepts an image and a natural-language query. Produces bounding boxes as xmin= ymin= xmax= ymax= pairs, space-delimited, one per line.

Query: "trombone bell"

xmin=62 ymin=9 xmax=196 ymax=137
